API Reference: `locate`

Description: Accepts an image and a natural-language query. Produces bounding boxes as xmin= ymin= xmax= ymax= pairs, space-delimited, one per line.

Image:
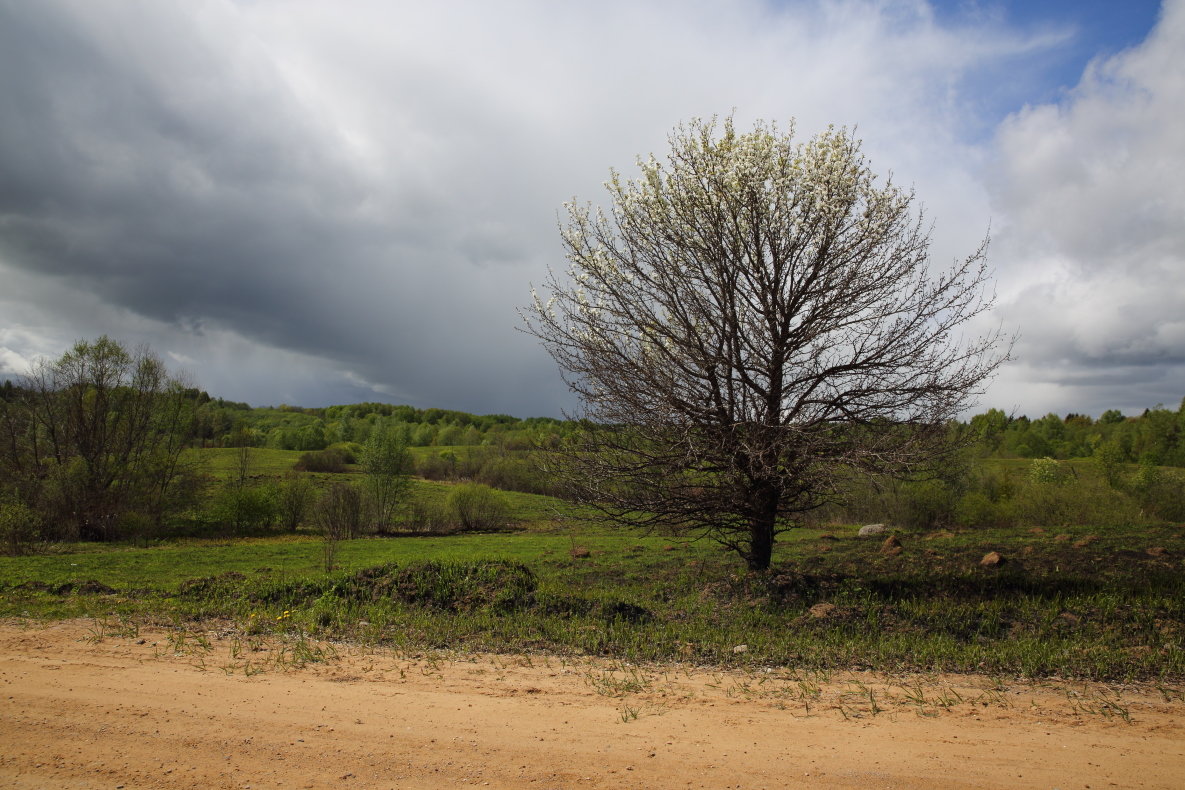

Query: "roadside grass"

xmin=1 ymin=518 xmax=1181 ymax=683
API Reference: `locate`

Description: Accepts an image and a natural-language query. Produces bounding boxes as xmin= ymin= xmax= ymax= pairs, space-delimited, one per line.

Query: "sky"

xmin=0 ymin=0 xmax=1180 ymax=420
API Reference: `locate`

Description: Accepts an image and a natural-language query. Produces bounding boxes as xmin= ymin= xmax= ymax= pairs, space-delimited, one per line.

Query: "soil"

xmin=1 ymin=620 xmax=1182 ymax=789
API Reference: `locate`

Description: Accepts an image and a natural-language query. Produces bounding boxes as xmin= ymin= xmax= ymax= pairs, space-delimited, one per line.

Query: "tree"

xmin=0 ymin=336 xmax=197 ymax=541
xmin=360 ymin=420 xmax=412 ymax=532
xmin=524 ymin=117 xmax=1008 ymax=570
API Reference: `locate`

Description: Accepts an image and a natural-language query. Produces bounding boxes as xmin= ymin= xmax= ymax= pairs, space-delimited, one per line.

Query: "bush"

xmin=447 ymin=483 xmax=511 ymax=531
xmin=294 ymin=449 xmax=348 ymax=473
xmin=276 ymin=473 xmax=314 ymax=532
xmin=317 ymin=483 xmax=363 ymax=540
xmin=1132 ymin=463 xmax=1185 ymax=521
xmin=954 ymin=491 xmax=1011 ymax=528
xmin=893 ymin=479 xmax=958 ymax=530
xmin=209 ymin=484 xmax=278 ymax=533
xmin=404 ymin=497 xmax=455 ymax=534
xmin=0 ymin=497 xmax=39 ymax=555
xmin=326 ymin=442 xmax=364 ymax=464
xmin=1012 ymin=475 xmax=1142 ymax=528
xmin=1028 ymin=457 xmax=1068 ymax=486
xmin=316 ymin=483 xmax=363 ymax=571
xmin=417 ymin=450 xmax=458 ymax=481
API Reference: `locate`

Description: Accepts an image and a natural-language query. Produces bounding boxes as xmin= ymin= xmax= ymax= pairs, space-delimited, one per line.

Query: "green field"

xmin=3 ymin=502 xmax=1181 ymax=683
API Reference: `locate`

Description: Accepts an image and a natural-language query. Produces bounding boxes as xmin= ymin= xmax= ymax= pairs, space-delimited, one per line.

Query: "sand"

xmin=1 ymin=619 xmax=1181 ymax=789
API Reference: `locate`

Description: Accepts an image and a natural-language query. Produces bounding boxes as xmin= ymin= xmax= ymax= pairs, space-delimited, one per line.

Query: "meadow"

xmin=2 ymin=448 xmax=1181 ymax=686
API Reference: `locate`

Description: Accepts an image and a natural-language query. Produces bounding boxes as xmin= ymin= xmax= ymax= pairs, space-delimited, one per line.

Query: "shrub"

xmin=1132 ymin=463 xmax=1185 ymax=521
xmin=294 ymin=448 xmax=348 ymax=473
xmin=447 ymin=483 xmax=511 ymax=531
xmin=894 ymin=479 xmax=958 ymax=530
xmin=326 ymin=442 xmax=364 ymax=464
xmin=0 ymin=497 xmax=39 ymax=556
xmin=276 ymin=473 xmax=314 ymax=532
xmin=404 ymin=497 xmax=455 ymax=534
xmin=417 ymin=450 xmax=458 ymax=481
xmin=954 ymin=491 xmax=1012 ymax=528
xmin=317 ymin=483 xmax=363 ymax=538
xmin=1028 ymin=457 xmax=1067 ymax=486
xmin=209 ymin=484 xmax=278 ymax=533
xmin=316 ymin=483 xmax=363 ymax=570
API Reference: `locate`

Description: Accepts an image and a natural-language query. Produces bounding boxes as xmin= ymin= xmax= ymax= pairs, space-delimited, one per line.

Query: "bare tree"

xmin=524 ymin=117 xmax=1009 ymax=570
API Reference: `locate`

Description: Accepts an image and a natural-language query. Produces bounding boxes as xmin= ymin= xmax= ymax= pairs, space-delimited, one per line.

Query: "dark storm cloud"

xmin=0 ymin=1 xmax=564 ymax=413
xmin=1 ymin=0 xmax=1177 ymax=418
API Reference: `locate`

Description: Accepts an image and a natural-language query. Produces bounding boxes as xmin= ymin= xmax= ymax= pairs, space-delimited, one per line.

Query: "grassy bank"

xmin=2 ymin=517 xmax=1181 ymax=683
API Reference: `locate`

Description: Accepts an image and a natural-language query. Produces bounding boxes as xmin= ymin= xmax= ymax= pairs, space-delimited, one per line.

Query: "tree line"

xmin=2 ymin=336 xmax=1182 ymax=555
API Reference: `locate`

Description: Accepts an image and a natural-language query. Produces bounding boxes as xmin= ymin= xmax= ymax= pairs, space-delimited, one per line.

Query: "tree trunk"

xmin=747 ymin=516 xmax=774 ymax=571
xmin=746 ymin=483 xmax=779 ymax=571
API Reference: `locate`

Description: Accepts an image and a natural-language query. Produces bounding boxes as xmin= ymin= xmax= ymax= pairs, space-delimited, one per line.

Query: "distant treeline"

xmin=2 ymin=378 xmax=1182 ymax=465
xmin=179 ymin=389 xmax=1185 ymax=467
xmin=187 ymin=394 xmax=570 ymax=452
xmin=968 ymin=403 xmax=1185 ymax=466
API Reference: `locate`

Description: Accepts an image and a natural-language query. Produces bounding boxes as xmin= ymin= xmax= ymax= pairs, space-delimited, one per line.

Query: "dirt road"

xmin=1 ymin=620 xmax=1181 ymax=789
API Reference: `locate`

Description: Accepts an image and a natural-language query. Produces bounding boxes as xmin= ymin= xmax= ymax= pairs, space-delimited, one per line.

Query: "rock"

xmin=880 ymin=535 xmax=903 ymax=555
xmin=980 ymin=551 xmax=1005 ymax=568
xmin=732 ymin=644 xmax=749 ymax=654
xmin=808 ymin=602 xmax=837 ymax=619
xmin=1072 ymin=536 xmax=1097 ymax=548
xmin=858 ymin=523 xmax=887 ymax=537
xmin=1146 ymin=546 xmax=1168 ymax=557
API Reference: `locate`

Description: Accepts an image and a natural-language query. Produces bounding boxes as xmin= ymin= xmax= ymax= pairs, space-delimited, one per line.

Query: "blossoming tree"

xmin=525 ymin=117 xmax=1008 ymax=570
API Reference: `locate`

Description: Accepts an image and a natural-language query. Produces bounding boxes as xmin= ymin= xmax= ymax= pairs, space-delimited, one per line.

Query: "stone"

xmin=858 ymin=523 xmax=887 ymax=537
xmin=980 ymin=551 xmax=1005 ymax=568
xmin=732 ymin=644 xmax=749 ymax=654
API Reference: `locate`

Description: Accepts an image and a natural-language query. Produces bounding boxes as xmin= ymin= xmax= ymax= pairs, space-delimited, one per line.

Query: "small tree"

xmin=525 ymin=117 xmax=1008 ymax=570
xmin=360 ymin=421 xmax=412 ymax=532
xmin=316 ymin=483 xmax=363 ymax=571
xmin=276 ymin=472 xmax=314 ymax=532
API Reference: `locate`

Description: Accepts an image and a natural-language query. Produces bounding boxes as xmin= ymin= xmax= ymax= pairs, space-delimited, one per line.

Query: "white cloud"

xmin=988 ymin=0 xmax=1185 ymax=415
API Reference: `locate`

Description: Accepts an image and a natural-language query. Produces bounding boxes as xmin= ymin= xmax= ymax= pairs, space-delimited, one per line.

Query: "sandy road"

xmin=0 ymin=620 xmax=1181 ymax=789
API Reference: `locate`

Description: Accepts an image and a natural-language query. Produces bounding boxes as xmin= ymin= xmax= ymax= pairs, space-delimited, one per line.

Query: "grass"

xmin=188 ymin=447 xmax=310 ymax=478
xmin=2 ymin=512 xmax=1182 ymax=683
